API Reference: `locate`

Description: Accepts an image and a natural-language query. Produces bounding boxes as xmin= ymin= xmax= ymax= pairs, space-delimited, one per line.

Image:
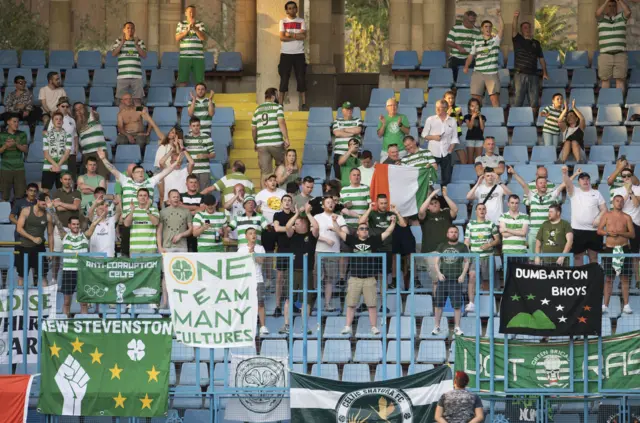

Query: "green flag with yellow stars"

xmin=38 ymin=318 xmax=173 ymax=417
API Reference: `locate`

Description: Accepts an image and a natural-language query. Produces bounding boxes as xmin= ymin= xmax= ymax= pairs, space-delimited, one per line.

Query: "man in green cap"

xmin=332 ymin=101 xmax=363 ymax=181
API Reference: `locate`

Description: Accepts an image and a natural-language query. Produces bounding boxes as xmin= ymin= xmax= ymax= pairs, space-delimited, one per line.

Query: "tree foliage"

xmin=0 ymin=0 xmax=48 ymax=51
xmin=345 ymin=0 xmax=389 ymax=38
xmin=345 ymin=16 xmax=389 ymax=73
xmin=75 ymin=0 xmax=126 ymax=53
xmin=535 ymin=5 xmax=576 ymax=60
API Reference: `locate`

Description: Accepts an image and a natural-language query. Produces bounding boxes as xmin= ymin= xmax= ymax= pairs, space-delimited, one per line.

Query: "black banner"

xmin=499 ymin=262 xmax=604 ymax=336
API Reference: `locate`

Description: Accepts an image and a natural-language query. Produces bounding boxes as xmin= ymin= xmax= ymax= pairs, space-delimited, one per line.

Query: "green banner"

xmin=38 ymin=318 xmax=172 ymax=417
xmin=77 ymin=256 xmax=161 ymax=304
xmin=455 ymin=331 xmax=640 ymax=393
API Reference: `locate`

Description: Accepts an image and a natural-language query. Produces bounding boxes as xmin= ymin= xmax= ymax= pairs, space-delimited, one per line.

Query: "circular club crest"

xmin=236 ymin=357 xmax=287 ymax=414
xmin=531 ymin=349 xmax=570 ymax=388
xmin=335 ymin=387 xmax=413 ymax=423
xmin=169 ymin=257 xmax=196 ymax=285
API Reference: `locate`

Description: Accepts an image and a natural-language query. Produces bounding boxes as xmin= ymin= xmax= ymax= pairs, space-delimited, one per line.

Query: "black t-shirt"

xmin=273 ymin=210 xmax=294 ymax=251
xmin=309 ymin=197 xmax=343 ymax=216
xmin=512 ymin=33 xmax=543 ymax=75
xmin=462 ymin=114 xmax=487 ymax=141
xmin=289 ymin=231 xmax=317 ymax=270
xmin=420 ymin=209 xmax=454 ymax=253
xmin=368 ymin=210 xmax=394 ymax=251
xmin=345 ymin=234 xmax=384 ymax=278
xmin=180 ymin=192 xmax=203 ymax=207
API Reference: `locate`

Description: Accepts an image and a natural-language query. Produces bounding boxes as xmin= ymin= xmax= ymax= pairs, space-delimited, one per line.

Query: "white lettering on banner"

xmin=163 ymin=253 xmax=258 ymax=349
xmin=41 ymin=319 xmax=173 ymax=335
xmin=551 ymin=286 xmax=587 ymax=296
xmin=0 ymin=286 xmax=57 ymax=364
xmin=515 ymin=268 xmax=589 ymax=280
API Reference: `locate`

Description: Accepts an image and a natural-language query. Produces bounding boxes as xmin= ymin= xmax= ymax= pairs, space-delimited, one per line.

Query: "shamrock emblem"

xmin=127 ymin=339 xmax=145 ymax=361
xmin=171 ymin=259 xmax=193 ymax=282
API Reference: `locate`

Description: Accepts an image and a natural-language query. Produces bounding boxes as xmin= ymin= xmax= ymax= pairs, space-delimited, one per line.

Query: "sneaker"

xmin=278 ymin=324 xmax=290 ymax=335
xmin=388 ymin=281 xmax=397 ymax=290
xmin=431 ymin=326 xmax=441 ymax=335
xmin=554 ymin=159 xmax=564 ymax=165
xmin=465 ymin=303 xmax=475 ymax=313
xmin=273 ymin=306 xmax=283 ymax=318
xmin=602 ymin=304 xmax=609 ymax=314
xmin=340 ymin=326 xmax=352 ymax=335
xmin=454 ymin=327 xmax=464 ymax=337
xmin=324 ymin=305 xmax=337 ymax=313
xmin=623 ymin=304 xmax=633 ymax=314
xmin=371 ymin=326 xmax=381 ymax=336
xmin=259 ymin=326 xmax=270 ymax=336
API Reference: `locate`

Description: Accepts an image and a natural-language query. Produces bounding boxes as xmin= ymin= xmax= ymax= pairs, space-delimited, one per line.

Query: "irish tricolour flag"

xmin=370 ymin=164 xmax=438 ymax=217
xmin=291 ymin=366 xmax=452 ymax=423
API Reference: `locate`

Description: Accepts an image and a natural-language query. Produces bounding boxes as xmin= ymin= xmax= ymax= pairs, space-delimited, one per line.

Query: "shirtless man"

xmin=598 ymin=194 xmax=635 ymax=315
xmin=116 ymin=93 xmax=149 ymax=152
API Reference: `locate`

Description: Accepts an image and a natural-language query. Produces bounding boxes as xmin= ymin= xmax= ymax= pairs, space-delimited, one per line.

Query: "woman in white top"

xmin=557 ymin=99 xmax=587 ymax=165
xmin=141 ymin=111 xmax=185 ymax=168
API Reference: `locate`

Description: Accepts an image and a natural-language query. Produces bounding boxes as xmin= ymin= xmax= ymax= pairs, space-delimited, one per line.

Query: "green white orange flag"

xmin=370 ymin=164 xmax=436 ymax=217
xmin=0 ymin=374 xmax=34 ymax=423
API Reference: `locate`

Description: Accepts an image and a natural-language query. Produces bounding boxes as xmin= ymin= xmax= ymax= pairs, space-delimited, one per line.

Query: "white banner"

xmin=225 ymin=354 xmax=290 ymax=422
xmin=0 ymin=285 xmax=58 ymax=364
xmin=163 ymin=253 xmax=258 ymax=349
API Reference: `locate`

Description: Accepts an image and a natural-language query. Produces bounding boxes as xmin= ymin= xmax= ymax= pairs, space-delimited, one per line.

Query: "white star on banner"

xmin=541 ymin=298 xmax=550 ymax=305
xmin=558 ymin=316 xmax=567 ymax=323
xmin=556 ymin=305 xmax=565 ymax=312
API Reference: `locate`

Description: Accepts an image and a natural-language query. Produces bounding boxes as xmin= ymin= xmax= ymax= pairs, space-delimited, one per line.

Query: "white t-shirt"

xmin=612 ymin=186 xmax=640 ymax=225
xmin=279 ymin=17 xmax=306 ymax=55
xmin=315 ymin=212 xmax=347 ymax=253
xmin=154 ymin=143 xmax=172 ymax=168
xmin=47 ymin=115 xmax=77 ymax=154
xmin=39 ymin=86 xmax=67 ymax=114
xmin=255 ymin=188 xmax=287 ymax=223
xmin=237 ymin=244 xmax=266 ymax=283
xmin=474 ymin=183 xmax=505 ymax=225
xmin=163 ymin=167 xmax=189 ymax=202
xmin=569 ymin=188 xmax=606 ymax=230
xmin=358 ymin=165 xmax=375 ymax=187
xmin=89 ymin=216 xmax=117 ymax=257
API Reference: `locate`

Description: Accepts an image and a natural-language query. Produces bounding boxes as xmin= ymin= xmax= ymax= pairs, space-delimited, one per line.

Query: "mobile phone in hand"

xmin=136 ymin=106 xmax=143 ymax=112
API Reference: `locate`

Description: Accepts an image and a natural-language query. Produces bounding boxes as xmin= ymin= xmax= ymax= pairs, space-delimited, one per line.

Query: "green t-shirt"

xmin=536 ymin=219 xmax=573 ymax=255
xmin=340 ymin=155 xmax=361 ymax=188
xmin=420 ymin=209 xmax=453 ymax=253
xmin=377 ymin=114 xmax=409 ymax=152
xmin=436 ymin=242 xmax=469 ymax=279
xmin=0 ymin=131 xmax=28 ymax=171
xmin=368 ymin=210 xmax=393 ymax=251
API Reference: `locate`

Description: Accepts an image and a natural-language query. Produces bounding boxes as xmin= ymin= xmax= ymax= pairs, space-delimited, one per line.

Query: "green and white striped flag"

xmin=291 ymin=365 xmax=452 ymax=423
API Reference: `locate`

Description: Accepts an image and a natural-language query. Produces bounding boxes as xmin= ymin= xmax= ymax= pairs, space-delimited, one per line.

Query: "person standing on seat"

xmin=421 ymin=99 xmax=459 ymax=186
xmin=74 ymin=103 xmax=109 ymax=180
xmin=377 ymin=98 xmax=410 ymax=163
xmin=111 ymin=21 xmax=147 ymax=105
xmin=278 ymin=1 xmax=308 ymax=110
xmin=332 ymin=101 xmax=363 ymax=181
xmin=187 ymin=83 xmax=215 ymax=135
xmin=596 ymin=0 xmax=631 ymax=91
xmin=47 ymin=97 xmax=78 ymax=180
xmin=446 ymin=11 xmax=480 ymax=82
xmin=15 ymin=193 xmax=54 ymax=287
xmin=0 ymin=115 xmax=28 ymax=201
xmin=512 ymin=10 xmax=548 ymax=112
xmin=184 ymin=116 xmax=214 ymax=190
xmin=41 ymin=112 xmax=72 ymax=195
xmin=175 ymin=5 xmax=207 ymax=86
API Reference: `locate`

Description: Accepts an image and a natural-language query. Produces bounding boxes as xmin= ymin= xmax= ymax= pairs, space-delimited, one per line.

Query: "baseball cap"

xmin=342 ymin=101 xmax=353 ymax=109
xmin=578 ymin=172 xmax=591 ymax=180
xmin=243 ymin=195 xmax=256 ymax=205
xmin=264 ymin=173 xmax=277 ymax=181
xmin=202 ymin=194 xmax=216 ymax=205
xmin=57 ymin=96 xmax=70 ymax=107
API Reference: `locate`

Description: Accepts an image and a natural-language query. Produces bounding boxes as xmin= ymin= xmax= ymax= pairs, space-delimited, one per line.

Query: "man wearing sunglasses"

xmin=2 ymin=76 xmax=42 ymax=128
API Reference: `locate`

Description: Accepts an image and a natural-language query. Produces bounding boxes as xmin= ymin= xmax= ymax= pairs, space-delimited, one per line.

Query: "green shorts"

xmin=178 ymin=56 xmax=205 ymax=84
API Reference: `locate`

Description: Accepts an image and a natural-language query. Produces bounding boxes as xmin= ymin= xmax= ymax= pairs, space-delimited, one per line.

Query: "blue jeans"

xmin=543 ymin=132 xmax=560 ymax=147
xmin=513 ymin=73 xmax=540 ymax=108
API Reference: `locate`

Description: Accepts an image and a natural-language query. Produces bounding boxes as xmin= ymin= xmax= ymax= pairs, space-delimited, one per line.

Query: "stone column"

xmin=444 ymin=0 xmax=456 ymax=33
xmin=423 ymin=0 xmax=446 ymax=51
xmin=235 ymin=0 xmax=257 ymax=68
xmin=331 ymin=0 xmax=345 ymax=73
xmin=309 ymin=0 xmax=333 ymax=70
xmin=577 ymin=0 xmax=600 ymax=55
xmin=500 ymin=0 xmax=520 ymax=54
xmin=126 ymin=0 xmax=148 ymax=42
xmin=147 ymin=0 xmax=160 ymax=53
xmin=50 ymin=0 xmax=72 ymax=50
xmin=389 ymin=0 xmax=411 ymax=57
xmin=158 ymin=0 xmax=181 ymax=55
xmin=410 ymin=0 xmax=423 ymax=54
xmin=256 ymin=0 xmax=290 ymax=104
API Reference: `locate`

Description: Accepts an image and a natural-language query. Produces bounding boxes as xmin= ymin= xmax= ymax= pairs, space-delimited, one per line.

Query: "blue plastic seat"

xmin=152 ymin=106 xmax=178 ymax=126
xmin=211 ymin=107 xmax=235 ymax=127
xmin=399 ymin=88 xmax=425 ymax=108
xmin=301 ymin=164 xmax=327 ymax=181
xmin=480 ymin=107 xmax=504 ymax=127
xmin=616 ymin=315 xmax=640 ymax=334
xmin=466 ymin=295 xmax=497 ymax=317
xmin=141 ymin=51 xmax=159 ymax=70
xmin=63 ymin=69 xmax=90 ymax=87
xmin=260 ymin=339 xmax=288 ymax=357
xmin=179 ymin=363 xmax=209 ymax=387
xmin=483 ymin=88 xmax=510 ymax=108
xmin=498 ymin=68 xmax=511 ymax=88
xmin=426 ymin=88 xmax=449 ymax=105
xmin=445 ymin=183 xmax=471 ymax=204
xmin=392 ymin=50 xmax=419 ymax=71
xmin=92 ymin=68 xmax=118 ymax=87
xmin=601 ymin=126 xmax=628 ymax=146
xmin=626 ymin=105 xmax=640 ymax=126
xmin=569 ymin=88 xmax=596 ymax=107
xmin=104 ymin=53 xmax=118 ymax=68
xmin=49 ymin=50 xmax=74 ymax=69
xmin=503 ymin=146 xmax=529 ymax=164
xmin=146 ymin=87 xmax=173 ymax=107
xmin=588 ymin=145 xmax=616 ymax=164
xmin=373 ymin=364 xmax=401 ymax=381
xmin=398 ymin=105 xmax=418 ymax=126
xmin=618 ymin=145 xmax=640 ymax=163
xmin=541 ymin=50 xmax=561 ymax=68
xmin=455 ymin=68 xmax=471 ymax=87
xmin=387 ymin=316 xmax=415 ymax=339
xmin=114 ymin=145 xmax=142 ymax=163
xmin=63 ymin=86 xmax=86 ymax=105
xmin=7 ymin=69 xmax=33 ymax=87
xmin=323 ymin=316 xmax=350 ymax=339
xmin=0 ymin=50 xmax=18 ymax=68
xmin=321 ymin=340 xmax=351 ymax=363
xmin=204 ymin=51 xmax=214 ymax=72
xmin=419 ymin=51 xmax=446 ymax=70
xmin=598 ymin=88 xmax=624 ymax=107
xmin=292 ymin=340 xmax=318 ymax=363
xmin=342 ymin=364 xmax=371 ymax=382
xmin=369 ymin=88 xmax=394 ymax=107
xmin=76 ymin=50 xmax=102 ymax=70
xmin=307 ymin=107 xmax=333 ymax=127
xmin=310 ymin=364 xmax=340 ymax=380
xmin=354 ymin=340 xmax=382 ymax=363
xmin=544 ymin=164 xmax=564 ymax=184
xmin=216 ymin=52 xmax=243 ymax=72
xmin=211 ymin=127 xmax=232 ymax=147
xmin=170 ymin=339 xmax=195 ymax=361
xmin=506 ymin=107 xmax=533 ymax=127
xmin=160 ymin=52 xmax=180 ymax=70
xmin=596 ymin=106 xmax=623 ymax=126
xmin=305 ymin=126 xmax=331 ymax=145
xmin=26 ymin=143 xmax=44 ymax=163
xmin=363 ymin=107 xmax=385 ymax=127
xmin=173 ymin=86 xmax=195 ymax=107
xmin=543 ymin=68 xmax=568 ymax=88
xmin=292 ymin=316 xmax=318 ymax=339
xmin=529 ymin=146 xmax=557 ymax=164
xmin=627 ymin=88 xmax=640 ymax=107
xmin=302 ymin=145 xmax=328 ymax=164
xmin=35 ymin=68 xmax=61 ymax=87
xmin=212 ymin=140 xmax=228 ymax=164
xmin=417 ymin=340 xmax=447 ymax=363
xmin=451 ymin=164 xmax=478 ymax=184
xmin=540 ymin=88 xmax=557 ymax=107
xmin=427 ymin=68 xmax=454 ymax=88
xmin=20 ymin=50 xmax=46 ymax=68
xmin=143 ymin=144 xmax=159 ymax=164
xmin=570 ymin=68 xmax=597 ymax=88
xmin=454 ymin=88 xmax=471 ymax=106
xmin=563 ymin=50 xmax=589 ymax=69
xmin=97 ymin=107 xmax=119 ymax=126
xmin=386 ymin=341 xmax=412 ymax=363
xmin=629 ymin=69 xmax=640 ymax=88
xmin=171 ymin=386 xmax=203 ymax=409
xmin=89 ymin=87 xmax=114 ymax=106
xmin=150 ymin=69 xmax=175 ymax=87
xmin=511 ymin=126 xmax=538 ymax=146
xmin=419 ymin=316 xmax=449 ymax=339
xmin=481 ymin=126 xmax=507 ymax=147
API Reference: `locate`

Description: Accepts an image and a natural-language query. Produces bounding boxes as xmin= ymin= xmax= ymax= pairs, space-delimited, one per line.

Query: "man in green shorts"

xmin=175 ymin=5 xmax=207 ymax=86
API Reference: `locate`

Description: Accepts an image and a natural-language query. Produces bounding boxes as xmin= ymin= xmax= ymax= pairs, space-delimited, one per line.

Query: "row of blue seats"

xmin=0 ymin=50 xmax=242 ymax=72
xmin=392 ymin=50 xmax=640 ymax=72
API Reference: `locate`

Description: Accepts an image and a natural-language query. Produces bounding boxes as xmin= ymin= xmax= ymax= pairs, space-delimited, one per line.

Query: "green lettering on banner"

xmin=197 ymin=260 xmax=222 ymax=280
xmin=194 ymin=288 xmax=211 ymax=305
xmin=216 ymin=289 xmax=231 ymax=303
xmin=194 ymin=311 xmax=213 ymax=329
xmin=226 ymin=256 xmax=252 ymax=280
xmin=234 ymin=288 xmax=249 ymax=301
xmin=455 ymin=331 xmax=640 ymax=393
